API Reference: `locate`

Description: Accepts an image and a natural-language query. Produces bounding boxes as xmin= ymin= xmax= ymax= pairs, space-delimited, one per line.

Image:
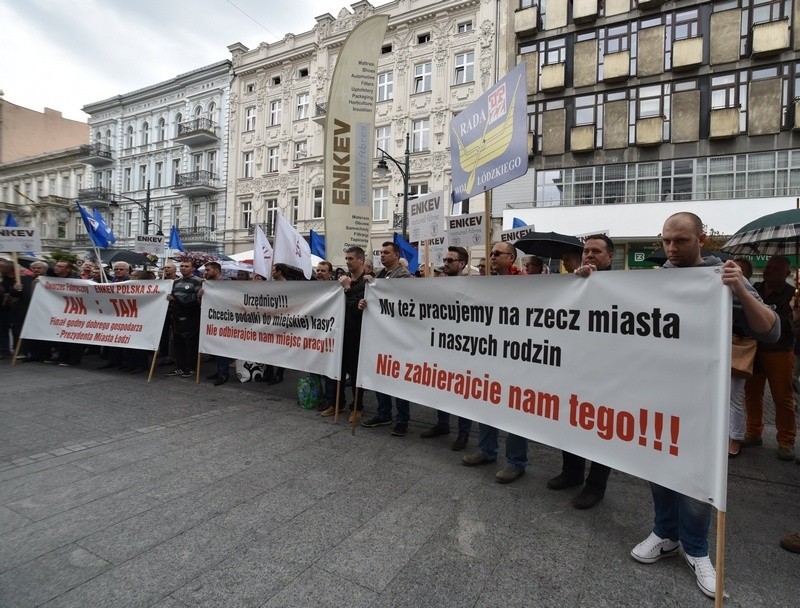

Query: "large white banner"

xmin=21 ymin=278 xmax=171 ymax=350
xmin=358 ymin=270 xmax=731 ymax=509
xmin=199 ymin=281 xmax=345 ymax=379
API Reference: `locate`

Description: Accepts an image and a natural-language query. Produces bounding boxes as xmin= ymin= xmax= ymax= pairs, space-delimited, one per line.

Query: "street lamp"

xmin=375 ymin=133 xmax=410 ymax=240
xmin=113 ymin=180 xmax=160 ymax=236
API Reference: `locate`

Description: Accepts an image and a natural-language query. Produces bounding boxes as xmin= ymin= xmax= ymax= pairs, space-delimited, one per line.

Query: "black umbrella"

xmin=104 ymin=250 xmax=153 ymax=267
xmin=514 ymin=231 xmax=583 ymax=258
xmin=645 ymin=249 xmax=733 ymax=266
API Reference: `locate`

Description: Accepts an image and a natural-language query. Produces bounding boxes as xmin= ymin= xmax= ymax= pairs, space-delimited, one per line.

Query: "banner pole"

xmin=333 ymin=379 xmax=341 ymax=424
xmin=425 ymin=240 xmax=430 ymax=278
xmin=11 ymin=338 xmax=23 ymax=366
xmin=11 ymin=251 xmax=21 ymax=285
xmin=147 ymin=350 xmax=158 ymax=383
xmin=351 ymin=387 xmax=360 ymax=435
xmin=714 ymin=509 xmax=726 ymax=607
xmin=195 ymin=351 xmax=202 ymax=383
xmin=484 ymin=191 xmax=492 ymax=275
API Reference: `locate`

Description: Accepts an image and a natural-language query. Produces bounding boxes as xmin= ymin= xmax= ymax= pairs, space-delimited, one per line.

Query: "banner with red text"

xmin=199 ymin=281 xmax=344 ymax=379
xmin=358 ymin=269 xmax=731 ymax=509
xmin=21 ymin=278 xmax=171 ymax=350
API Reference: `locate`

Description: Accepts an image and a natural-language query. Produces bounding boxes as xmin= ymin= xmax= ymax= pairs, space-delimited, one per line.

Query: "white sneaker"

xmin=684 ymin=553 xmax=716 ymax=598
xmin=630 ymin=532 xmax=680 ymax=564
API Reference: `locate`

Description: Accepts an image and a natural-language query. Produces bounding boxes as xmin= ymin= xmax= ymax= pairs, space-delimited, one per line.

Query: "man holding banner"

xmin=629 ymin=213 xmax=779 ymax=599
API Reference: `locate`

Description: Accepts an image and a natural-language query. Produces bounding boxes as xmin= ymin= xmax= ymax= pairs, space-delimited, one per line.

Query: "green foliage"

xmin=43 ymin=251 xmax=79 ymax=265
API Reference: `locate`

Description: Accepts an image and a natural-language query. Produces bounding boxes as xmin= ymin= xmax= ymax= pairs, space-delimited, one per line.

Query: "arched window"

xmin=95 ymin=130 xmax=102 ymax=143
xmin=126 ymin=126 xmax=134 ymax=148
xmin=194 ymin=105 xmax=203 ymax=119
xmin=207 ymin=102 xmax=216 ymax=122
xmin=142 ymin=122 xmax=150 ymax=145
xmin=105 ymin=129 xmax=112 ymax=144
xmin=175 ymin=112 xmax=183 ymax=137
xmin=157 ymin=117 xmax=166 ymax=141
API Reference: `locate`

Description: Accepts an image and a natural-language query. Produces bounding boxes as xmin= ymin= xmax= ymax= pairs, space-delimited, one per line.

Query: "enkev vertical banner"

xmin=323 ymin=15 xmax=389 ymax=267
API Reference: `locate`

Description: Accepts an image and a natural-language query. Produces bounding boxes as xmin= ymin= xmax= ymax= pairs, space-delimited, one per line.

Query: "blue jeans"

xmin=217 ymin=356 xmax=232 ymax=378
xmin=375 ymin=392 xmax=410 ymax=423
xmin=436 ymin=411 xmax=473 ymax=436
xmin=477 ymin=424 xmax=528 ymax=471
xmin=650 ymin=483 xmax=711 ymax=557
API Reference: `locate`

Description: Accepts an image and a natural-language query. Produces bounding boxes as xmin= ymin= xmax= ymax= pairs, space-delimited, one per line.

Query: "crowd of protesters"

xmin=2 ymin=211 xmax=800 ymax=599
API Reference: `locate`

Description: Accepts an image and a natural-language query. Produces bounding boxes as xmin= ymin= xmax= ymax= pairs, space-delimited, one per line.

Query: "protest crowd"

xmin=2 ymin=211 xmax=800 ymax=601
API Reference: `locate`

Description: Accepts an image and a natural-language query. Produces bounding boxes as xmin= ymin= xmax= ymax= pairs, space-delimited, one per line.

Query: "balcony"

xmin=603 ymin=51 xmax=630 ymax=82
xmin=709 ymin=107 xmax=740 ymax=139
xmin=572 ymin=0 xmax=598 ymax=24
xmin=514 ymin=5 xmax=538 ymax=35
xmin=672 ymin=37 xmax=703 ymax=71
xmin=312 ymin=103 xmax=327 ymax=127
xmin=171 ymin=171 xmax=218 ymax=196
xmin=540 ymin=63 xmax=566 ymax=92
xmin=74 ymin=234 xmax=94 ymax=246
xmin=636 ymin=116 xmax=664 ymax=146
xmin=637 ymin=0 xmax=664 ymax=9
xmin=77 ymin=187 xmax=114 ymax=207
xmin=179 ymin=225 xmax=218 ymax=243
xmin=751 ymin=19 xmax=790 ymax=58
xmin=79 ymin=143 xmax=113 ymax=167
xmin=174 ymin=118 xmax=219 ymax=146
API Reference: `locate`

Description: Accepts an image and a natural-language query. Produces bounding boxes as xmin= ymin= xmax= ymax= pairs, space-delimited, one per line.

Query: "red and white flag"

xmin=273 ymin=213 xmax=312 ymax=279
xmin=252 ymin=224 xmax=273 ymax=280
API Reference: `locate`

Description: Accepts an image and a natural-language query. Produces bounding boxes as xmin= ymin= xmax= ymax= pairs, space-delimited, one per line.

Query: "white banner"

xmin=447 ymin=212 xmax=486 ymax=248
xmin=199 ymin=280 xmax=345 ymax=379
xmin=21 ymin=278 xmax=171 ymax=350
xmin=358 ymin=270 xmax=731 ymax=509
xmin=408 ymin=191 xmax=446 ymax=244
xmin=422 ymin=236 xmax=447 ymax=269
xmin=0 ymin=227 xmax=41 ymax=253
xmin=500 ymin=225 xmax=535 ymax=243
xmin=135 ymin=234 xmax=166 ymax=255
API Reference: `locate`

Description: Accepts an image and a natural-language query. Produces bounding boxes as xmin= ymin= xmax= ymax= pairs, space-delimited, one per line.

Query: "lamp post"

xmin=375 ymin=133 xmax=410 ymax=240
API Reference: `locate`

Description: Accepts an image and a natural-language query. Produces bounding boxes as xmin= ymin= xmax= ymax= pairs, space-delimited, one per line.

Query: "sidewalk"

xmin=0 ymin=356 xmax=797 ymax=607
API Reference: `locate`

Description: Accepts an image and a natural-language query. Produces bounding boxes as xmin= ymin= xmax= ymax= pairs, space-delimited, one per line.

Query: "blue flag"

xmin=168 ymin=225 xmax=185 ymax=251
xmin=4 ymin=213 xmax=18 ymax=227
xmin=512 ymin=217 xmax=526 ymax=229
xmin=76 ymin=201 xmax=109 ymax=248
xmin=309 ymin=229 xmax=326 ymax=258
xmin=393 ymin=232 xmax=419 ymax=274
xmin=92 ymin=208 xmax=116 ymax=244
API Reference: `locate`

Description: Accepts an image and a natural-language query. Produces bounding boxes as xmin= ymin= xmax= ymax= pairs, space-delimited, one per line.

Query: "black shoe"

xmin=451 ymin=434 xmax=469 ymax=451
xmin=571 ymin=487 xmax=605 ymax=510
xmin=206 ymin=372 xmax=219 ymax=381
xmin=547 ymin=472 xmax=584 ymax=490
xmin=165 ymin=369 xmax=185 ymax=377
xmin=420 ymin=425 xmax=450 ymax=438
xmin=361 ymin=416 xmax=392 ymax=428
xmin=391 ymin=422 xmax=408 ymax=437
xmin=213 ymin=375 xmax=228 ymax=386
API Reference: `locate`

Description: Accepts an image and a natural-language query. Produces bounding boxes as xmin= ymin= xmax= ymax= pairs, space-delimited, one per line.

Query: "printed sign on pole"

xmin=408 ymin=191 xmax=446 ymax=244
xmin=0 ymin=227 xmax=41 ymax=253
xmin=446 ymin=212 xmax=486 ymax=248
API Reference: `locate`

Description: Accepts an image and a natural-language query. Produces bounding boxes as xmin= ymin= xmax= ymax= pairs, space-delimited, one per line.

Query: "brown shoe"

xmin=462 ymin=452 xmax=496 ymax=467
xmin=741 ymin=435 xmax=763 ymax=448
xmin=495 ymin=466 xmax=524 ymax=484
xmin=348 ymin=410 xmax=362 ymax=424
xmin=320 ymin=406 xmax=336 ymax=417
xmin=779 ymin=532 xmax=800 ymax=553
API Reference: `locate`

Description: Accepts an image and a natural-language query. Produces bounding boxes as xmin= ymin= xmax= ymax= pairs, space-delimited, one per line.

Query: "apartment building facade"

xmin=501 ymin=0 xmax=800 ymax=266
xmin=226 ymin=0 xmax=502 ymax=258
xmin=80 ymin=61 xmax=232 ymax=255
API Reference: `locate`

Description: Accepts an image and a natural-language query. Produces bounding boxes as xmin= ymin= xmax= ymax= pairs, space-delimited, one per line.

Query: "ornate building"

xmin=226 ymin=0 xmax=501 ymax=258
xmin=500 ymin=0 xmax=800 ymax=268
xmin=80 ymin=61 xmax=232 ymax=255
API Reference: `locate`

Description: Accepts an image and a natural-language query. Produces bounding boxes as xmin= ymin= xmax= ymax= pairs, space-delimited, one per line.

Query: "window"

xmin=267 ymin=147 xmax=279 ymax=172
xmin=192 ymin=153 xmax=203 ymax=173
xmin=265 ymin=199 xmax=277 ymax=234
xmin=246 ymin=83 xmax=256 ymax=93
xmin=291 ymin=196 xmax=299 ymax=225
xmin=208 ymin=102 xmax=216 ymax=122
xmin=207 ymin=151 xmax=217 ymax=175
xmin=373 ymin=186 xmax=389 ymax=220
xmin=245 ymin=106 xmax=256 ymax=131
xmin=139 ymin=165 xmax=147 ymax=190
xmin=124 ymin=211 xmax=133 ymax=238
xmin=125 ymin=126 xmax=134 ymax=148
xmin=171 ymin=205 xmax=180 ymax=229
xmin=157 ymin=118 xmax=166 ymax=141
xmin=242 ymin=201 xmax=252 ymax=229
xmin=155 ymin=162 xmax=163 ymax=188
xmin=409 ymin=184 xmax=429 ymax=198
xmin=154 ymin=207 xmax=164 ymax=234
xmin=604 ymin=24 xmax=631 ymax=54
xmin=243 ymin=151 xmax=254 ymax=178
xmin=540 ymin=38 xmax=566 ymax=66
xmin=414 ymin=62 xmax=432 ymax=93
xmin=191 ymin=203 xmax=201 ymax=230
xmin=377 ymin=72 xmax=393 ymax=101
xmin=172 ymin=159 xmax=181 ymax=184
xmin=418 ymin=33 xmax=431 ymax=44
xmin=298 ymin=68 xmax=309 ymax=78
xmin=270 ymin=99 xmax=282 ymax=125
xmin=673 ymin=9 xmax=700 ymax=41
xmin=294 ymin=140 xmax=307 ymax=160
xmin=412 ymin=118 xmax=430 ymax=152
xmin=174 ymin=113 xmax=182 ymax=137
xmin=296 ymin=93 xmax=309 ymax=119
xmin=141 ymin=122 xmax=150 ymax=145
xmin=376 ymin=125 xmax=391 ymax=154
xmin=454 ymin=52 xmax=474 ymax=84
xmin=123 ymin=167 xmax=132 ymax=192
xmin=458 ymin=21 xmax=473 ymax=34
xmin=271 ymin=75 xmax=281 ymax=86
xmin=381 ymin=43 xmax=393 ymax=54
xmin=711 ymin=74 xmax=738 ymax=109
xmin=208 ymin=202 xmax=217 ymax=231
xmin=313 ymin=188 xmax=324 ymax=218
xmin=637 ymin=85 xmax=664 ymax=118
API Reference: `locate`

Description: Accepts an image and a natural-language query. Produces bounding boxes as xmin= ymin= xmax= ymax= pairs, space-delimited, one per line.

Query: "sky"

xmin=1 ymin=0 xmax=390 ymax=122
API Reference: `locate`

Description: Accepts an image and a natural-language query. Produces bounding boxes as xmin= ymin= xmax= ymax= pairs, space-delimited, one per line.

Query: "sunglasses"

xmin=489 ymin=251 xmax=509 ymax=257
xmin=442 ymin=258 xmax=462 ymax=263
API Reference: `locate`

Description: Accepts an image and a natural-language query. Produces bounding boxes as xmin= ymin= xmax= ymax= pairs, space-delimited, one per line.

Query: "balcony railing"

xmin=247 ymin=222 xmax=274 ymax=237
xmin=179 ymin=226 xmax=217 ymax=241
xmin=175 ymin=170 xmax=216 ymax=189
xmin=77 ymin=187 xmax=115 ymax=206
xmin=175 ymin=118 xmax=219 ymax=146
xmin=315 ymin=103 xmax=327 ymax=117
xmin=79 ymin=143 xmax=113 ymax=166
